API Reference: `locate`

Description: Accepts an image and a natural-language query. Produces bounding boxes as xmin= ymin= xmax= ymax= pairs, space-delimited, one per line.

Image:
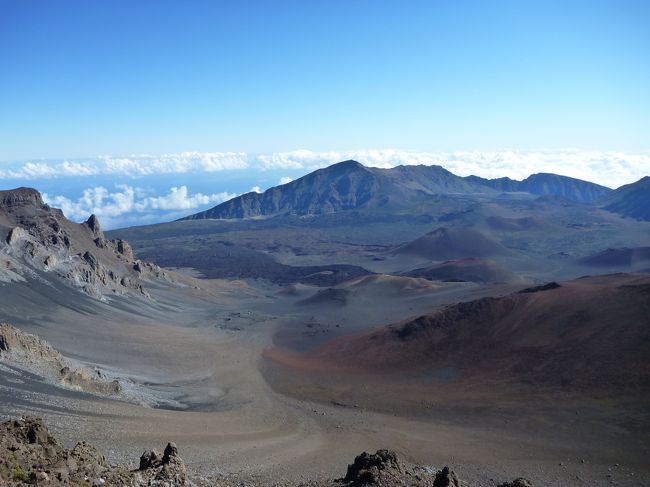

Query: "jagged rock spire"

xmin=85 ymin=214 xmax=103 ymax=237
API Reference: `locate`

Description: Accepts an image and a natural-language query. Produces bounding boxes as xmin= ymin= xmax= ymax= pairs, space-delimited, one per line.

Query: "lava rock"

xmin=498 ymin=479 xmax=534 ymax=487
xmin=433 ymin=466 xmax=460 ymax=487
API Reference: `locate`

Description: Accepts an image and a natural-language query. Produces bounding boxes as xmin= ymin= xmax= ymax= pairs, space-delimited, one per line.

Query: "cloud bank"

xmin=42 ymin=185 xmax=235 ymax=228
xmin=6 ymin=149 xmax=649 ymax=229
xmin=255 ymin=149 xmax=650 ymax=189
xmin=1 ymin=152 xmax=249 ymax=180
xmin=2 ymin=149 xmax=648 ymax=188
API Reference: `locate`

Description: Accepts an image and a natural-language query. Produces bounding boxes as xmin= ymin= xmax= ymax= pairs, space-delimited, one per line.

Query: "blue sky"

xmin=0 ymin=1 xmax=649 ymax=228
xmin=1 ymin=0 xmax=648 ymax=158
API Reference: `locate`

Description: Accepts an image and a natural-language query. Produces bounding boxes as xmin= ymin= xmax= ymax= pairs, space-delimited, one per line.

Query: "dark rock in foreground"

xmin=0 ymin=417 xmax=533 ymax=486
xmin=0 ymin=416 xmax=188 ymax=486
xmin=432 ymin=466 xmax=460 ymax=487
xmin=343 ymin=449 xmax=404 ymax=486
xmin=342 ymin=449 xmax=462 ymax=487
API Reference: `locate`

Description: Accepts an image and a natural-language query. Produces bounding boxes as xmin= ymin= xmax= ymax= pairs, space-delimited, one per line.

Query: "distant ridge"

xmin=181 ymin=160 xmax=614 ymax=220
xmin=466 ymin=172 xmax=612 ymax=202
xmin=602 ymin=176 xmax=650 ymax=221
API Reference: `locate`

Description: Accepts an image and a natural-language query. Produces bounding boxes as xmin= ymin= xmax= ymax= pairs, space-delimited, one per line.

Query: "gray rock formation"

xmin=342 ymin=449 xmax=457 ymax=486
xmin=0 ymin=323 xmax=122 ymax=396
xmin=0 ymin=187 xmax=169 ymax=299
xmin=0 ymin=417 xmax=188 ymax=486
xmin=432 ymin=466 xmax=460 ymax=487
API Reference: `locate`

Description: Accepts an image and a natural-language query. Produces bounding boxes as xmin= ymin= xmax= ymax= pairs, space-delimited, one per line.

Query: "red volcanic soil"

xmin=265 ymin=273 xmax=650 ymax=396
xmin=394 ymin=227 xmax=508 ymax=260
xmin=403 ymin=257 xmax=518 ymax=283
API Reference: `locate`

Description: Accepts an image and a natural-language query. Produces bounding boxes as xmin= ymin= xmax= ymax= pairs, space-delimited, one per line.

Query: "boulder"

xmin=433 ymin=466 xmax=460 ymax=487
xmin=344 ymin=449 xmax=403 ymax=486
xmin=5 ymin=227 xmax=28 ymax=246
xmin=498 ymin=479 xmax=534 ymax=487
xmin=139 ymin=449 xmax=162 ymax=470
xmin=162 ymin=441 xmax=180 ymax=464
xmin=115 ymin=239 xmax=134 ymax=261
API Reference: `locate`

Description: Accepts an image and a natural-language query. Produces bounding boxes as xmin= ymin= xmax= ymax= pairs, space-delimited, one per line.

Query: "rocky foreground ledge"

xmin=0 ymin=417 xmax=532 ymax=486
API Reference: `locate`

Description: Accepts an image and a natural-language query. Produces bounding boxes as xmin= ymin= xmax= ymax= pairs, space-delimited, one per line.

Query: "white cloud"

xmin=252 ymin=149 xmax=650 ymax=188
xmin=279 ymin=176 xmax=293 ymax=185
xmin=42 ymin=185 xmax=235 ymax=227
xmin=2 ymin=149 xmax=649 ymax=188
xmin=0 ymin=152 xmax=249 ymax=180
xmin=249 ymin=186 xmax=263 ymax=194
xmin=139 ymin=186 xmax=235 ymax=211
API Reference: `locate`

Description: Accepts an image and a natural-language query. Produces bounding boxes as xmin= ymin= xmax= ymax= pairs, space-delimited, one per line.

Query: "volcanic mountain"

xmin=182 ymin=160 xmax=490 ymax=220
xmin=181 ymin=160 xmax=613 ymax=220
xmin=394 ymin=227 xmax=508 ymax=261
xmin=602 ymin=176 xmax=650 ymax=221
xmin=267 ymin=273 xmax=650 ymax=394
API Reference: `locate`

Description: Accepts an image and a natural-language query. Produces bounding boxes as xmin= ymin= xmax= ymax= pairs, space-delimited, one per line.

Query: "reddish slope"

xmin=267 ymin=273 xmax=650 ymax=394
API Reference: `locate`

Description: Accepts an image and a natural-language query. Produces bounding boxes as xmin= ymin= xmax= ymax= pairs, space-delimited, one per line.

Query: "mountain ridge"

xmin=181 ymin=161 xmax=615 ymax=220
xmin=602 ymin=176 xmax=650 ymax=221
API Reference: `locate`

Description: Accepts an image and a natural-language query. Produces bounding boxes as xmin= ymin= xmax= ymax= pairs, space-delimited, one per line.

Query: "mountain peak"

xmin=324 ymin=159 xmax=366 ymax=173
xmin=635 ymin=175 xmax=650 ymax=185
xmin=333 ymin=159 xmax=363 ymax=168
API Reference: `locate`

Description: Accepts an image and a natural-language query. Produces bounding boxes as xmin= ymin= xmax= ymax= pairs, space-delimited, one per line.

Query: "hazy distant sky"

xmin=1 ymin=0 xmax=648 ymax=159
xmin=0 ymin=1 xmax=648 ymax=229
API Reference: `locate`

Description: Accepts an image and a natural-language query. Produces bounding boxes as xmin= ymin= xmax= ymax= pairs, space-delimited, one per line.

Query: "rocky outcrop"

xmin=84 ymin=213 xmax=103 ymax=238
xmin=344 ymin=450 xmax=404 ymax=486
xmin=497 ymin=479 xmax=534 ymax=487
xmin=432 ymin=466 xmax=460 ymax=487
xmin=0 ymin=187 xmax=170 ymax=299
xmin=341 ymin=451 xmax=528 ymax=487
xmin=0 ymin=417 xmax=188 ymax=486
xmin=342 ymin=449 xmax=464 ymax=487
xmin=0 ymin=187 xmax=44 ymax=207
xmin=1 ymin=419 xmax=535 ymax=487
xmin=137 ymin=442 xmax=188 ymax=485
xmin=0 ymin=323 xmax=122 ymax=396
xmin=5 ymin=226 xmax=29 ymax=246
xmin=0 ymin=323 xmax=63 ymax=364
xmin=115 ymin=239 xmax=135 ymax=260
